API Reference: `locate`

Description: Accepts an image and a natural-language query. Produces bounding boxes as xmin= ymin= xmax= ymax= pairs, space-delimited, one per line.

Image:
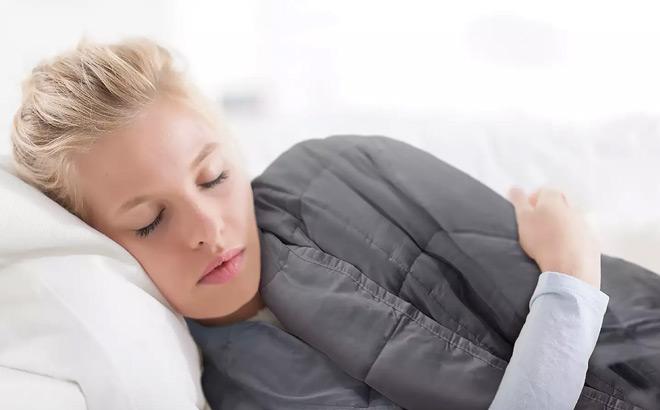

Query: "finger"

xmin=529 ymin=189 xmax=541 ymax=207
xmin=508 ymin=187 xmax=532 ymax=214
xmin=537 ymin=187 xmax=569 ymax=206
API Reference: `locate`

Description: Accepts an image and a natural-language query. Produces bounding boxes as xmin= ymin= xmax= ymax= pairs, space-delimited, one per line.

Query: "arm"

xmin=489 ymin=271 xmax=609 ymax=410
xmin=497 ymin=187 xmax=607 ymax=409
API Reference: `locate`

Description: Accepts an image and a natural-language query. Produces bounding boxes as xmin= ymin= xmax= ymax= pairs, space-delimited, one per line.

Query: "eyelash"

xmin=135 ymin=171 xmax=229 ymax=238
xmin=136 ymin=209 xmax=164 ymax=238
xmin=199 ymin=170 xmax=229 ymax=189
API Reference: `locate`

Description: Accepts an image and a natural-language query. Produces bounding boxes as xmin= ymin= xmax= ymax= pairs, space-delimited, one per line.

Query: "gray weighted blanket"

xmin=189 ymin=135 xmax=660 ymax=410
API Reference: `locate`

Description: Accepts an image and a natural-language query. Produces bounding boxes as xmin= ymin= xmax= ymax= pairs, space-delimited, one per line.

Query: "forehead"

xmin=104 ymin=102 xmax=217 ymax=167
xmin=118 ymin=103 xmax=218 ymax=162
xmin=75 ymin=101 xmax=223 ymax=215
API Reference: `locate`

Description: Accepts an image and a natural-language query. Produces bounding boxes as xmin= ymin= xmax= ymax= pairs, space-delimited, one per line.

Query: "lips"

xmin=198 ymin=247 xmax=245 ymax=284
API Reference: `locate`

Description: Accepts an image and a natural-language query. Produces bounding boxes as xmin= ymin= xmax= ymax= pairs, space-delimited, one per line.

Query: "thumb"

xmin=508 ymin=187 xmax=532 ymax=214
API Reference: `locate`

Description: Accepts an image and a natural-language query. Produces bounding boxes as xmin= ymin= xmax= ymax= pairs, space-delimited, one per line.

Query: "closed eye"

xmin=199 ymin=171 xmax=229 ymax=189
xmin=134 ymin=171 xmax=229 ymax=239
xmin=136 ymin=209 xmax=164 ymax=238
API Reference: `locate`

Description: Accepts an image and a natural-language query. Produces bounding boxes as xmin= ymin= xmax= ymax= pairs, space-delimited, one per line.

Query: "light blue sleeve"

xmin=488 ymin=271 xmax=610 ymax=410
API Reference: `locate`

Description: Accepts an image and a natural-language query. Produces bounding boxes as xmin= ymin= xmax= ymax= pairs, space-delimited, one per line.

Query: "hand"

xmin=508 ymin=186 xmax=602 ymax=289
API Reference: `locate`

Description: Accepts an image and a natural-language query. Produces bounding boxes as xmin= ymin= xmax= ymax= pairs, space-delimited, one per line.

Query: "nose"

xmin=183 ymin=201 xmax=225 ymax=252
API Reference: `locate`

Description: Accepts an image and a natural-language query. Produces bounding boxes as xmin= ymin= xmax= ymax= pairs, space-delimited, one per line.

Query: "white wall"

xmin=3 ymin=0 xmax=660 ymax=151
xmin=254 ymin=0 xmax=660 ymax=122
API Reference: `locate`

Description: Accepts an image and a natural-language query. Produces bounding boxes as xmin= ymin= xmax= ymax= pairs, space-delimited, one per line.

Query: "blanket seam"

xmin=280 ymin=245 xmax=508 ymax=372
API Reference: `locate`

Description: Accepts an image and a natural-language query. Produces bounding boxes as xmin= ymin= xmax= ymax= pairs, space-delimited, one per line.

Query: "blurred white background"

xmin=1 ymin=0 xmax=659 ymax=271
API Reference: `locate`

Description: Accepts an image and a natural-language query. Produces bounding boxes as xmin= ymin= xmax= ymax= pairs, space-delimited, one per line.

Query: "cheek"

xmin=224 ymin=174 xmax=255 ymax=227
xmin=118 ymin=238 xmax=186 ymax=300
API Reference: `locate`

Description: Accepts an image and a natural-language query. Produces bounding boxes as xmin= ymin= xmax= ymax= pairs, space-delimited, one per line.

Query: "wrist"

xmin=539 ymin=256 xmax=601 ymax=289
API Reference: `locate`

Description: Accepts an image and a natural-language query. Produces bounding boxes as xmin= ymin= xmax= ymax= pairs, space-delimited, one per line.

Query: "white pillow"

xmin=0 ymin=155 xmax=206 ymax=410
xmin=0 ymin=367 xmax=86 ymax=410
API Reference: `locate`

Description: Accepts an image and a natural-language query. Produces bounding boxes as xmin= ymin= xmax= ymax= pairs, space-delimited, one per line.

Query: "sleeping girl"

xmin=10 ymin=38 xmax=659 ymax=409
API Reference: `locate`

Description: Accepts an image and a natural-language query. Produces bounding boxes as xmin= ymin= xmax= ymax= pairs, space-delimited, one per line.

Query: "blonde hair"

xmin=11 ymin=37 xmax=220 ymax=220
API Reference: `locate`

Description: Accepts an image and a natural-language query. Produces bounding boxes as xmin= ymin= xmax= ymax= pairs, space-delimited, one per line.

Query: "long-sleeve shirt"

xmin=488 ymin=271 xmax=610 ymax=410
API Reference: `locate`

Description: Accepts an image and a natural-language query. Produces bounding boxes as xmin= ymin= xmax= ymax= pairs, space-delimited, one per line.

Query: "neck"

xmin=196 ymin=291 xmax=265 ymax=327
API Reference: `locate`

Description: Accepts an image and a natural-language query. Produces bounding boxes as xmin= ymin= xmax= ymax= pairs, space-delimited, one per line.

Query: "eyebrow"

xmin=116 ymin=142 xmax=219 ymax=214
xmin=190 ymin=142 xmax=219 ymax=171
